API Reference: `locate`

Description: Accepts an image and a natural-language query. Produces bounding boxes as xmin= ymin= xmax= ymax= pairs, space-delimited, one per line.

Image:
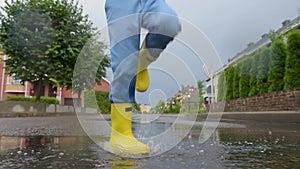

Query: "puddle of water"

xmin=0 ymin=120 xmax=299 ymax=168
xmin=0 ymin=136 xmax=111 ymax=168
xmin=218 ymin=121 xmax=300 ymax=169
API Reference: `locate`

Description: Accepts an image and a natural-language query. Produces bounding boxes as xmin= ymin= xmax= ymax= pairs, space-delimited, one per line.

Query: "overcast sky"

xmin=1 ymin=0 xmax=299 ymax=62
xmin=76 ymin=0 xmax=300 ymax=62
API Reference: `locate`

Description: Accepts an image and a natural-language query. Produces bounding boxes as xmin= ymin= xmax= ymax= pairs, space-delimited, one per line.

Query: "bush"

xmin=249 ymin=55 xmax=259 ymax=96
xmin=268 ymin=40 xmax=287 ymax=92
xmin=84 ymin=90 xmax=111 ymax=114
xmin=40 ymin=97 xmax=60 ymax=104
xmin=233 ymin=64 xmax=241 ymax=99
xmin=284 ymin=31 xmax=300 ymax=89
xmin=257 ymin=47 xmax=271 ymax=95
xmin=6 ymin=96 xmax=59 ymax=104
xmin=198 ymin=109 xmax=207 ymax=114
xmin=163 ymin=101 xmax=181 ymax=114
xmin=225 ymin=66 xmax=234 ymax=100
xmin=239 ymin=58 xmax=251 ymax=98
xmin=217 ymin=71 xmax=226 ymax=102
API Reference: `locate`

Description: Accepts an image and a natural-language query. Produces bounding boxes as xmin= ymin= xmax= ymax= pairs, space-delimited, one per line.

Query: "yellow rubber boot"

xmin=110 ymin=103 xmax=150 ymax=154
xmin=136 ymin=41 xmax=157 ymax=92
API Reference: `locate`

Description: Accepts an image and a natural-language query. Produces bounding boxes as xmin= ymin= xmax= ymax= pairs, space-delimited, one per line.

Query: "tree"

xmin=225 ymin=66 xmax=234 ymax=100
xmin=268 ymin=29 xmax=277 ymax=42
xmin=217 ymin=71 xmax=226 ymax=102
xmin=233 ymin=64 xmax=241 ymax=99
xmin=268 ymin=40 xmax=287 ymax=92
xmin=257 ymin=47 xmax=271 ymax=95
xmin=197 ymin=80 xmax=205 ymax=107
xmin=239 ymin=58 xmax=251 ymax=98
xmin=284 ymin=31 xmax=300 ymax=89
xmin=0 ymin=0 xmax=96 ymax=101
xmin=72 ymin=33 xmax=110 ymax=106
xmin=249 ymin=55 xmax=259 ymax=96
xmin=154 ymin=100 xmax=166 ymax=113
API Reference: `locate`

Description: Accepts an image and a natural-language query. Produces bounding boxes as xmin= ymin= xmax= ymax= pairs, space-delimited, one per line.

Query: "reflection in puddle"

xmin=0 ymin=120 xmax=299 ymax=168
xmin=0 ymin=136 xmax=111 ymax=168
xmin=218 ymin=122 xmax=300 ymax=169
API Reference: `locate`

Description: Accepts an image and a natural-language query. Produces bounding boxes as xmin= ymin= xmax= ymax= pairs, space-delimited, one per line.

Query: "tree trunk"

xmin=36 ymin=79 xmax=44 ymax=102
xmin=77 ymin=89 xmax=82 ymax=107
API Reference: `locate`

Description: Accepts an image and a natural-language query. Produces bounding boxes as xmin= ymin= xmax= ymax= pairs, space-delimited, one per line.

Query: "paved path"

xmin=0 ymin=111 xmax=299 ymax=136
xmin=0 ymin=116 xmax=86 ymax=136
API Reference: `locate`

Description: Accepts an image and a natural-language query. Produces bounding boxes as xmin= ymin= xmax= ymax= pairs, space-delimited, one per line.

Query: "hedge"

xmin=6 ymin=96 xmax=59 ymax=104
xmin=84 ymin=90 xmax=111 ymax=114
xmin=284 ymin=31 xmax=300 ymax=89
xmin=268 ymin=40 xmax=287 ymax=92
xmin=219 ymin=30 xmax=300 ymax=101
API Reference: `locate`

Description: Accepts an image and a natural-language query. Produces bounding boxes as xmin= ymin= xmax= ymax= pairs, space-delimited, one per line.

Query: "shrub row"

xmin=84 ymin=90 xmax=111 ymax=114
xmin=6 ymin=96 xmax=59 ymax=104
xmin=218 ymin=30 xmax=300 ymax=101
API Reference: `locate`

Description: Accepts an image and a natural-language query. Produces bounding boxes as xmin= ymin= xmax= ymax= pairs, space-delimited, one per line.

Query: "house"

xmin=166 ymin=86 xmax=198 ymax=109
xmin=0 ymin=50 xmax=110 ymax=106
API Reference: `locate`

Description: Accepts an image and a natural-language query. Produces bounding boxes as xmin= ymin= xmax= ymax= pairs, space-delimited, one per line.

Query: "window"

xmin=13 ymin=75 xmax=21 ymax=85
xmin=6 ymin=75 xmax=10 ymax=84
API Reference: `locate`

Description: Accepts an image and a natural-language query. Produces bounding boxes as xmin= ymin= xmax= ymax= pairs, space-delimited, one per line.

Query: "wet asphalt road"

xmin=0 ymin=114 xmax=299 ymax=168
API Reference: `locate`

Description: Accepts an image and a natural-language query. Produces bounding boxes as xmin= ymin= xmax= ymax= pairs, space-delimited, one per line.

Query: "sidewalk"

xmin=197 ymin=111 xmax=300 ymax=123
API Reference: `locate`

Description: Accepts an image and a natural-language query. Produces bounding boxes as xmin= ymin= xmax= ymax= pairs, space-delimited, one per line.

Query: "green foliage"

xmin=198 ymin=109 xmax=207 ymax=114
xmin=284 ymin=31 xmax=300 ymax=89
xmin=268 ymin=29 xmax=278 ymax=42
xmin=217 ymin=28 xmax=299 ymax=101
xmin=239 ymin=58 xmax=251 ymax=98
xmin=257 ymin=47 xmax=271 ymax=95
xmin=249 ymin=55 xmax=259 ymax=96
xmin=6 ymin=96 xmax=59 ymax=104
xmin=268 ymin=40 xmax=287 ymax=92
xmin=72 ymin=33 xmax=110 ymax=100
xmin=154 ymin=100 xmax=166 ymax=113
xmin=132 ymin=102 xmax=141 ymax=112
xmin=225 ymin=66 xmax=234 ymax=100
xmin=84 ymin=90 xmax=111 ymax=114
xmin=197 ymin=80 xmax=205 ymax=107
xmin=164 ymin=99 xmax=181 ymax=114
xmin=233 ymin=64 xmax=241 ymax=99
xmin=217 ymin=71 xmax=226 ymax=102
xmin=0 ymin=0 xmax=97 ymax=101
xmin=40 ymin=97 xmax=60 ymax=104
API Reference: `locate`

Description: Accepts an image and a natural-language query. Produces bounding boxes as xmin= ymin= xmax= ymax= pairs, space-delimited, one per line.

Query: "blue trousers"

xmin=105 ymin=0 xmax=181 ymax=103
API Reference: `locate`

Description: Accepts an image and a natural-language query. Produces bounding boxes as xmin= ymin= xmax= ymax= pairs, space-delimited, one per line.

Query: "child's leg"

xmin=142 ymin=0 xmax=181 ymax=57
xmin=105 ymin=0 xmax=141 ymax=103
xmin=135 ymin=0 xmax=181 ymax=92
xmin=105 ymin=0 xmax=150 ymax=155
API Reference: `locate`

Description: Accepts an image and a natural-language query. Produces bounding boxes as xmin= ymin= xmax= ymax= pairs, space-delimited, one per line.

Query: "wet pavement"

xmin=0 ymin=114 xmax=299 ymax=168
